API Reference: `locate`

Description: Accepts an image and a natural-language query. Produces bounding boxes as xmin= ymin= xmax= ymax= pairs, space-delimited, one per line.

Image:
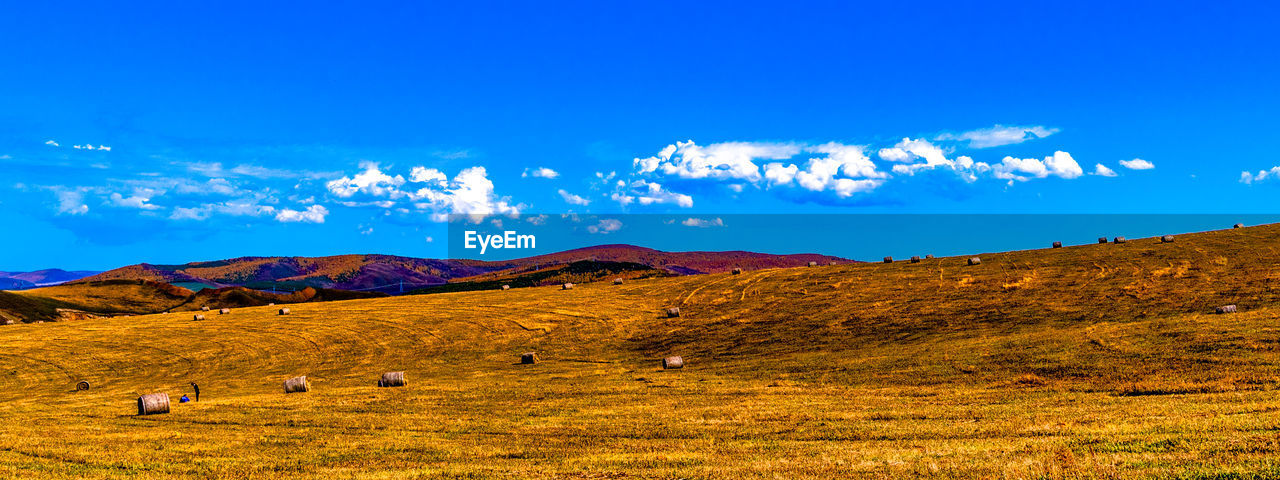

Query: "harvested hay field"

xmin=4 ymin=225 xmax=1280 ymax=478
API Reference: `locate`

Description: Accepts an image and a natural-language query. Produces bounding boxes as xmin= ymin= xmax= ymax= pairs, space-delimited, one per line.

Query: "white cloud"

xmin=55 ymin=190 xmax=88 ymax=215
xmin=611 ymin=180 xmax=693 ymax=208
xmin=326 ymin=162 xmax=406 ymax=198
xmin=991 ymin=151 xmax=1083 ymax=182
xmin=276 ymin=205 xmax=328 ymax=223
xmin=410 ymin=166 xmax=521 ymax=220
xmin=44 ymin=140 xmax=59 ymax=147
xmin=587 ymin=218 xmax=623 ymax=234
xmin=1241 ymin=167 xmax=1280 ymax=184
xmin=97 ymin=145 xmax=111 ymax=151
xmin=557 ymin=189 xmax=590 ymax=206
xmin=409 ymin=166 xmax=447 ymax=185
xmin=936 ymin=125 xmax=1059 ymax=149
xmin=522 ymin=167 xmax=560 ymax=179
xmin=634 ymin=140 xmax=801 ymax=182
xmin=1093 ymin=164 xmax=1118 ymax=177
xmin=681 ymin=217 xmax=725 ymax=228
xmin=108 ymin=192 xmax=162 ymax=210
xmin=1119 ymin=158 xmax=1155 ymax=170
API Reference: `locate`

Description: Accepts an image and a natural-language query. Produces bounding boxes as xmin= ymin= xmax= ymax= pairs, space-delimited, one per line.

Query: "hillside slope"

xmin=1 ymin=224 xmax=1279 ymax=477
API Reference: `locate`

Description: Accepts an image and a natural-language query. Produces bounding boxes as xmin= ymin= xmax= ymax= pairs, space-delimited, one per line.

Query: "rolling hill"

xmin=74 ymin=246 xmax=847 ymax=294
xmin=0 ymin=268 xmax=100 ymax=288
xmin=0 ymin=223 xmax=1278 ymax=477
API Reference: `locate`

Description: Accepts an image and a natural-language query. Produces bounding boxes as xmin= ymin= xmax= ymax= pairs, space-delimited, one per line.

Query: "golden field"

xmin=3 ymin=225 xmax=1280 ymax=478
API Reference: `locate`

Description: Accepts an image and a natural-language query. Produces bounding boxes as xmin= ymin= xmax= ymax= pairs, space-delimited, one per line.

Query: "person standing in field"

xmin=190 ymin=382 xmax=200 ymax=402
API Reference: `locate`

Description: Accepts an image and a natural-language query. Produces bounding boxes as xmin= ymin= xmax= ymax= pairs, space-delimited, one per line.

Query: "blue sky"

xmin=2 ymin=1 xmax=1279 ymax=270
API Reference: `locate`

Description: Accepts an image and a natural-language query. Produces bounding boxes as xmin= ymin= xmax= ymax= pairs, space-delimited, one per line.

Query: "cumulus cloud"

xmin=1240 ymin=167 xmax=1280 ymax=184
xmin=409 ymin=166 xmax=447 ymax=185
xmin=936 ymin=125 xmax=1059 ymax=149
xmin=634 ymin=140 xmax=802 ymax=183
xmin=108 ymin=192 xmax=162 ymax=210
xmin=276 ymin=205 xmax=328 ymax=223
xmin=71 ymin=144 xmax=110 ymax=151
xmin=326 ymin=162 xmax=406 ymax=198
xmin=587 ymin=218 xmax=623 ymax=234
xmin=1093 ymin=164 xmax=1118 ymax=177
xmin=557 ymin=189 xmax=590 ymax=206
xmin=522 ymin=167 xmax=560 ymax=179
xmin=44 ymin=140 xmax=59 ymax=147
xmin=611 ymin=180 xmax=693 ymax=208
xmin=681 ymin=217 xmax=725 ymax=228
xmin=1119 ymin=158 xmax=1155 ymax=170
xmin=991 ymin=151 xmax=1083 ymax=183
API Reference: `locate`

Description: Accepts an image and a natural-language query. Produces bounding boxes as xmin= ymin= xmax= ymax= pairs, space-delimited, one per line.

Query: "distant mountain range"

xmin=74 ymin=245 xmax=848 ymax=294
xmin=0 ymin=269 xmax=101 ymax=290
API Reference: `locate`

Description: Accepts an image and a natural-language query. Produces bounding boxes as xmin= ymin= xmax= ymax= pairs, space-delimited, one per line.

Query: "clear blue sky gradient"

xmin=1 ymin=2 xmax=1278 ymax=270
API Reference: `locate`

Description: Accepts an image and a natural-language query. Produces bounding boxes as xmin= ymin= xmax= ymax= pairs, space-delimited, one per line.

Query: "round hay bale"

xmin=520 ymin=352 xmax=540 ymax=364
xmin=925 ymin=254 xmax=934 ymax=259
xmin=268 ymin=302 xmax=275 ymax=306
xmin=282 ymin=376 xmax=309 ymax=393
xmin=910 ymin=256 xmax=921 ymax=263
xmin=1216 ymin=305 xmax=1238 ymax=314
xmin=76 ymin=380 xmax=90 ymax=391
xmin=379 ymin=371 xmax=406 ymax=388
xmin=278 ymin=308 xmax=290 ymax=315
xmin=968 ymin=257 xmax=981 ymax=266
xmin=731 ymin=268 xmax=743 ymax=275
xmin=136 ymin=393 xmax=170 ymax=415
xmin=1234 ymin=223 xmax=1244 ymax=229
xmin=665 ymin=307 xmax=681 ymax=318
xmin=1114 ymin=236 xmax=1127 ymax=244
xmin=829 ymin=261 xmax=838 ymax=266
xmin=501 ymin=284 xmax=510 ymax=290
xmin=1098 ymin=237 xmax=1108 ymax=244
xmin=193 ymin=314 xmax=205 ymax=321
xmin=613 ymin=278 xmax=624 ymax=285
xmin=883 ymin=256 xmax=893 ymax=263
xmin=808 ymin=261 xmax=817 ymax=267
xmin=662 ymin=356 xmax=684 ymax=369
xmin=562 ymin=283 xmax=574 ymax=290
xmin=219 ymin=308 xmax=230 ymax=315
xmin=1161 ymin=235 xmax=1174 ymax=243
xmin=201 ymin=306 xmax=210 ymax=311
xmin=1052 ymin=241 xmax=1062 ymax=248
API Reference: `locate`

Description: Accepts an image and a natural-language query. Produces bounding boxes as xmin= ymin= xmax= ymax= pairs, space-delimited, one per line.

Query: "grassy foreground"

xmin=3 ymin=226 xmax=1280 ymax=478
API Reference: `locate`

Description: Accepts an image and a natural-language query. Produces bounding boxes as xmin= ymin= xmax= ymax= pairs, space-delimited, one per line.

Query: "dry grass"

xmin=3 ymin=226 xmax=1280 ymax=478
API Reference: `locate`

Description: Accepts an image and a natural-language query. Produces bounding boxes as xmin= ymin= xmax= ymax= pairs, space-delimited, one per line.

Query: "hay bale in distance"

xmin=829 ymin=261 xmax=838 ymax=266
xmin=1114 ymin=236 xmax=1127 ymax=244
xmin=136 ymin=393 xmax=170 ymax=415
xmin=662 ymin=356 xmax=684 ymax=369
xmin=883 ymin=256 xmax=893 ymax=263
xmin=201 ymin=306 xmax=210 ymax=311
xmin=501 ymin=285 xmax=510 ymax=290
xmin=521 ymin=352 xmax=540 ymax=364
xmin=808 ymin=261 xmax=817 ymax=267
xmin=1234 ymin=223 xmax=1244 ymax=229
xmin=731 ymin=268 xmax=743 ymax=275
xmin=1216 ymin=305 xmax=1238 ymax=314
xmin=219 ymin=308 xmax=230 ymax=314
xmin=613 ymin=278 xmax=624 ymax=285
xmin=968 ymin=257 xmax=982 ymax=266
xmin=1098 ymin=237 xmax=1108 ymax=244
xmin=910 ymin=256 xmax=921 ymax=263
xmin=193 ymin=314 xmax=205 ymax=321
xmin=282 ymin=376 xmax=309 ymax=393
xmin=268 ymin=303 xmax=275 ymax=306
xmin=925 ymin=254 xmax=934 ymax=259
xmin=278 ymin=308 xmax=290 ymax=315
xmin=1053 ymin=241 xmax=1062 ymax=248
xmin=76 ymin=380 xmax=90 ymax=391
xmin=562 ymin=283 xmax=574 ymax=290
xmin=379 ymin=371 xmax=406 ymax=388
xmin=1161 ymin=235 xmax=1175 ymax=243
xmin=665 ymin=307 xmax=681 ymax=318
